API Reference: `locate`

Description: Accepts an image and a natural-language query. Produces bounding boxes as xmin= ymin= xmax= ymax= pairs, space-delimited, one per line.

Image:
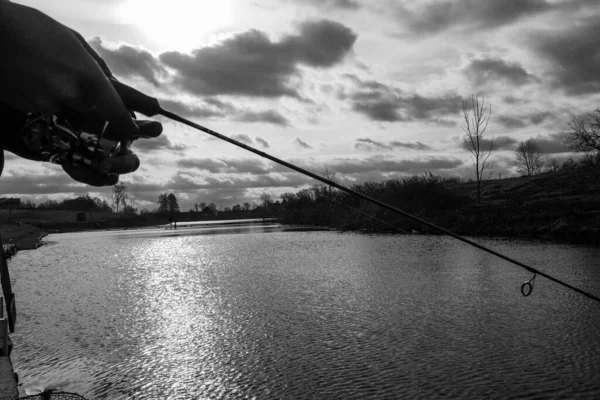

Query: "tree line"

xmin=16 ymin=194 xmax=113 ymax=212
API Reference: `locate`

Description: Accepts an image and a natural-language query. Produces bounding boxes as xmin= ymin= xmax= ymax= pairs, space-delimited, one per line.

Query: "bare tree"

xmin=515 ymin=139 xmax=543 ymax=176
xmin=548 ymin=157 xmax=560 ymax=173
xmin=567 ymin=109 xmax=600 ymax=154
xmin=462 ymin=95 xmax=493 ymax=204
xmin=567 ymin=109 xmax=600 ymax=169
xmin=112 ymin=182 xmax=128 ymax=213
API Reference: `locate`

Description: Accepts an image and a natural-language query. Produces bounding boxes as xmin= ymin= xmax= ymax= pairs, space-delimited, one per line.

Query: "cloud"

xmin=256 ymin=137 xmax=270 ymax=148
xmin=330 ymin=155 xmax=463 ymax=175
xmin=349 ymin=78 xmax=461 ymax=123
xmin=235 ymin=110 xmax=290 ymax=126
xmin=177 ymin=158 xmax=270 ymax=174
xmin=289 ymin=0 xmax=360 ymax=9
xmin=291 ymin=137 xmax=313 ymax=150
xmin=158 ymin=99 xmax=226 ymax=119
xmin=529 ymin=16 xmax=600 ymax=95
xmin=160 ymin=19 xmax=357 ymax=98
xmin=490 ymin=135 xmax=518 ymax=150
xmin=354 ymin=138 xmax=392 ymax=151
xmin=390 ymin=141 xmax=432 ymax=151
xmin=462 ymin=58 xmax=539 ymax=86
xmin=496 ymin=111 xmax=554 ymax=129
xmin=89 ymin=37 xmax=165 ymax=86
xmin=132 ymin=135 xmax=186 ymax=153
xmin=230 ymin=133 xmax=254 ymax=145
xmin=459 ymin=135 xmax=517 ymax=151
xmin=160 ymin=99 xmax=289 ymax=126
xmin=396 ymin=0 xmax=552 ymax=35
xmin=532 ymin=133 xmax=571 ymax=154
xmin=354 ymin=138 xmax=433 ymax=152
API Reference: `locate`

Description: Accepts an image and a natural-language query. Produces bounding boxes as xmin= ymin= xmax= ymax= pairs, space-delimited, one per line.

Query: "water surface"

xmin=10 ymin=225 xmax=600 ymax=399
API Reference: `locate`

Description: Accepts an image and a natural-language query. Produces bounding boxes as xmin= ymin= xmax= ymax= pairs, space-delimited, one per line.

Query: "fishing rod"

xmin=108 ymin=81 xmax=600 ymax=303
xmin=23 ymin=79 xmax=599 ymax=303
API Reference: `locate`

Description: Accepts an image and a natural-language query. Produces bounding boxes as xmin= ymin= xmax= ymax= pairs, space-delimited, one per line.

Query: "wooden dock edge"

xmin=0 ymin=236 xmax=18 ymax=400
xmin=0 ymin=357 xmax=17 ymax=400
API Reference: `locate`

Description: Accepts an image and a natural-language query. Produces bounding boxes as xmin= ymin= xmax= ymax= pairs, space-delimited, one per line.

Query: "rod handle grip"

xmin=110 ymin=79 xmax=161 ymax=117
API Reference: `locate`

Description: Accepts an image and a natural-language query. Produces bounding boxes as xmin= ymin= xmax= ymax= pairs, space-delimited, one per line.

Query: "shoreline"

xmin=28 ymin=219 xmax=600 ymax=248
xmin=0 ymin=224 xmax=48 ymax=251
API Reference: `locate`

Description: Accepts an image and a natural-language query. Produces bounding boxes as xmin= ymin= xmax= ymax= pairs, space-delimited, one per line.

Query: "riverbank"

xmin=0 ymin=223 xmax=47 ymax=250
xmin=280 ymin=169 xmax=600 ymax=245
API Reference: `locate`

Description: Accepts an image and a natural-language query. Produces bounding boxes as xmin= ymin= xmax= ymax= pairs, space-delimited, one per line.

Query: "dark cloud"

xmin=396 ymin=0 xmax=552 ymax=35
xmin=529 ymin=16 xmax=600 ymax=95
xmin=290 ymin=0 xmax=360 ymax=9
xmin=390 ymin=141 xmax=432 ymax=151
xmin=256 ymin=137 xmax=270 ymax=149
xmin=354 ymin=138 xmax=433 ymax=152
xmin=354 ymin=138 xmax=392 ymax=151
xmin=158 ymin=99 xmax=226 ymax=119
xmin=496 ymin=116 xmax=526 ymax=129
xmin=160 ymin=19 xmax=357 ymax=98
xmin=502 ymin=96 xmax=527 ymax=105
xmin=349 ymin=78 xmax=461 ymax=123
xmin=330 ymin=155 xmax=463 ymax=175
xmin=235 ymin=110 xmax=290 ymax=126
xmin=490 ymin=136 xmax=518 ymax=150
xmin=160 ymin=99 xmax=288 ymax=126
xmin=230 ymin=133 xmax=254 ymax=145
xmin=462 ymin=58 xmax=539 ymax=86
xmin=459 ymin=135 xmax=517 ymax=151
xmin=496 ymin=111 xmax=554 ymax=129
xmin=177 ymin=158 xmax=270 ymax=174
xmin=132 ymin=135 xmax=186 ymax=153
xmin=89 ymin=37 xmax=165 ymax=86
xmin=291 ymin=137 xmax=313 ymax=150
xmin=532 ymin=133 xmax=570 ymax=154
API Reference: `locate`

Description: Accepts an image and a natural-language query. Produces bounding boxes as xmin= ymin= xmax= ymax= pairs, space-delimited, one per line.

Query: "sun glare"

xmin=119 ymin=0 xmax=233 ymax=50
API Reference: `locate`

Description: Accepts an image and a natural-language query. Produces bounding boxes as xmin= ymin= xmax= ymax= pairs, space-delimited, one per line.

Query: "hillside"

xmin=439 ymin=169 xmax=600 ymax=242
xmin=280 ymin=169 xmax=600 ymax=244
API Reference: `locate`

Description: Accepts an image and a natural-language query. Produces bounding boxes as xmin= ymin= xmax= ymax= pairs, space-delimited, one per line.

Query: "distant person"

xmin=0 ymin=1 xmax=162 ymax=186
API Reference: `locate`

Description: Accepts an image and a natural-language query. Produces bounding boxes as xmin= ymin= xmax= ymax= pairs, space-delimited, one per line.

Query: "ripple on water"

xmin=9 ymin=229 xmax=600 ymax=399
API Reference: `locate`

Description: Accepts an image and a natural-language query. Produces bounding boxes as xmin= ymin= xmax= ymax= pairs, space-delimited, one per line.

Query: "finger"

xmin=62 ymin=164 xmax=119 ymax=187
xmin=134 ymin=120 xmax=163 ymax=139
xmin=98 ymin=153 xmax=140 ymax=175
xmin=0 ymin=149 xmax=4 ymax=177
xmin=101 ymin=119 xmax=162 ymax=141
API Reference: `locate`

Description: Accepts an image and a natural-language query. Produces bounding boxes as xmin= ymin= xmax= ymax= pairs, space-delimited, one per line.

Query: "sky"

xmin=1 ymin=0 xmax=599 ymax=211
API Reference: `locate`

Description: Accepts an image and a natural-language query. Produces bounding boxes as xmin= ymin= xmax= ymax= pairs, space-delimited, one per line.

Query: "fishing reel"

xmin=19 ymin=111 xmax=125 ymax=175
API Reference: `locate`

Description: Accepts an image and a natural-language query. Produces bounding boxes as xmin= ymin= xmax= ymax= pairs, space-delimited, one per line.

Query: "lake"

xmin=9 ymin=223 xmax=600 ymax=399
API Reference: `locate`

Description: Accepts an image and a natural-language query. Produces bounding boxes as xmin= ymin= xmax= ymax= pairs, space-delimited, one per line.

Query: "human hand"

xmin=0 ymin=2 xmax=163 ymax=185
xmin=0 ymin=102 xmax=162 ymax=186
xmin=0 ymin=2 xmax=137 ymax=140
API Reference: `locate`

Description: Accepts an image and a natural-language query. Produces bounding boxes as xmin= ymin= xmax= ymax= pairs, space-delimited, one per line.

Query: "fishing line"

xmin=113 ymin=81 xmax=600 ymax=303
xmin=160 ymin=108 xmax=600 ymax=303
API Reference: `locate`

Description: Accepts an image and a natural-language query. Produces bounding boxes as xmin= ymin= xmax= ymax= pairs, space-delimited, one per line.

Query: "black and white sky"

xmin=2 ymin=0 xmax=599 ymax=210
